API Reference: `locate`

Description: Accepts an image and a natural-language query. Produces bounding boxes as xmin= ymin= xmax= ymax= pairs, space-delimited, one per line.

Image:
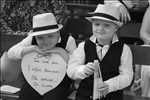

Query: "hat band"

xmin=33 ymin=24 xmax=59 ymax=32
xmin=87 ymin=13 xmax=119 ymax=21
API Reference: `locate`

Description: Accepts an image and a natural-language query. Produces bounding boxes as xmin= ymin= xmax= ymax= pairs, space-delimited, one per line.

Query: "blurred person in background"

xmin=131 ymin=5 xmax=150 ymax=98
xmin=140 ymin=6 xmax=150 ymax=45
xmin=140 ymin=6 xmax=150 ymax=98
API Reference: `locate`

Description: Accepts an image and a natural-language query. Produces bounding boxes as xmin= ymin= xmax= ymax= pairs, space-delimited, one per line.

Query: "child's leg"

xmin=19 ymin=81 xmax=42 ymax=100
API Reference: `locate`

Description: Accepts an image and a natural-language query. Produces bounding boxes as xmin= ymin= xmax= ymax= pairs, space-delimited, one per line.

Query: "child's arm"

xmin=7 ymin=36 xmax=33 ymax=59
xmin=67 ymin=42 xmax=95 ymax=80
xmin=104 ymin=44 xmax=133 ymax=93
xmin=140 ymin=7 xmax=150 ymax=45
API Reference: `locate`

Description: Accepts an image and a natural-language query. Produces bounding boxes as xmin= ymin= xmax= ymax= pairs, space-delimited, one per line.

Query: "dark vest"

xmin=76 ymin=39 xmax=124 ymax=100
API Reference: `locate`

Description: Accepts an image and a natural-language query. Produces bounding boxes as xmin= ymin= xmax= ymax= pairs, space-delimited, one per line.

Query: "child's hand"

xmin=118 ymin=4 xmax=131 ymax=23
xmin=97 ymin=81 xmax=109 ymax=98
xmin=22 ymin=46 xmax=42 ymax=57
xmin=131 ymin=78 xmax=141 ymax=92
xmin=83 ymin=62 xmax=96 ymax=77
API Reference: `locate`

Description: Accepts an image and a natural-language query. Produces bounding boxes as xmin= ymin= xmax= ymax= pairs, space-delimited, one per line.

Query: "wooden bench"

xmin=0 ymin=34 xmax=25 ymax=100
xmin=129 ymin=45 xmax=150 ymax=65
xmin=123 ymin=45 xmax=150 ymax=100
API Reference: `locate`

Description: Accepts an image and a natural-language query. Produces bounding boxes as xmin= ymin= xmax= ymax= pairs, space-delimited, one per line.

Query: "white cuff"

xmin=75 ymin=65 xmax=88 ymax=80
xmin=104 ymin=80 xmax=115 ymax=93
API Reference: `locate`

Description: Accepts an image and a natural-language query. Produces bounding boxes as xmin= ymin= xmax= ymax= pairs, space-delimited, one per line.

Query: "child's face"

xmin=35 ymin=31 xmax=60 ymax=50
xmin=92 ymin=19 xmax=118 ymax=42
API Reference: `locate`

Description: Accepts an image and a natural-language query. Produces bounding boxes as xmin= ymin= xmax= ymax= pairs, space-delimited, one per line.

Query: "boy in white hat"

xmin=67 ymin=4 xmax=133 ymax=100
xmin=7 ymin=13 xmax=75 ymax=100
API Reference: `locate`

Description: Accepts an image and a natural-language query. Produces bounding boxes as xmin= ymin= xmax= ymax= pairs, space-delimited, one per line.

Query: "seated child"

xmin=7 ymin=13 xmax=74 ymax=100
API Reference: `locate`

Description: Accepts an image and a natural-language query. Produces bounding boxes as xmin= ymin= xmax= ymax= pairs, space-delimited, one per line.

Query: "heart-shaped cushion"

xmin=21 ymin=51 xmax=67 ymax=95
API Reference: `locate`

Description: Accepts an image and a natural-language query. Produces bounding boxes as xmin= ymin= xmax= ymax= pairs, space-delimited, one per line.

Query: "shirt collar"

xmin=90 ymin=34 xmax=119 ymax=46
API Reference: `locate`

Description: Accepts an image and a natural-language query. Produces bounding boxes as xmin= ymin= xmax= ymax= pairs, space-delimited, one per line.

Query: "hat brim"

xmin=86 ymin=16 xmax=123 ymax=27
xmin=29 ymin=24 xmax=63 ymax=36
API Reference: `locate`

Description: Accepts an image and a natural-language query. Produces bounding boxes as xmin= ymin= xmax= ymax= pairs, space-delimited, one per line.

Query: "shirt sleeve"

xmin=67 ymin=42 xmax=87 ymax=80
xmin=7 ymin=36 xmax=33 ymax=59
xmin=104 ymin=44 xmax=133 ymax=93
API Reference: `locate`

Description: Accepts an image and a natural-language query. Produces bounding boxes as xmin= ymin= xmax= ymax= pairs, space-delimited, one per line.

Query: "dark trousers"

xmin=19 ymin=82 xmax=42 ymax=100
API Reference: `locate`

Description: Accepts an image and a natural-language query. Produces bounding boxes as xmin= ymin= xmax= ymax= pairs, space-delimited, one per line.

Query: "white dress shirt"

xmin=67 ymin=34 xmax=133 ymax=93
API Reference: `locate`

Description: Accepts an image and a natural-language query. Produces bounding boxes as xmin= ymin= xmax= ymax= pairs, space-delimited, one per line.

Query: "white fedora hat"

xmin=86 ymin=4 xmax=123 ymax=27
xmin=29 ymin=13 xmax=63 ymax=36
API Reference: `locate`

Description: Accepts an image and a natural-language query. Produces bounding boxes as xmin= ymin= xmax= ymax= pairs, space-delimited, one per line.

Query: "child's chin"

xmin=39 ymin=47 xmax=53 ymax=51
